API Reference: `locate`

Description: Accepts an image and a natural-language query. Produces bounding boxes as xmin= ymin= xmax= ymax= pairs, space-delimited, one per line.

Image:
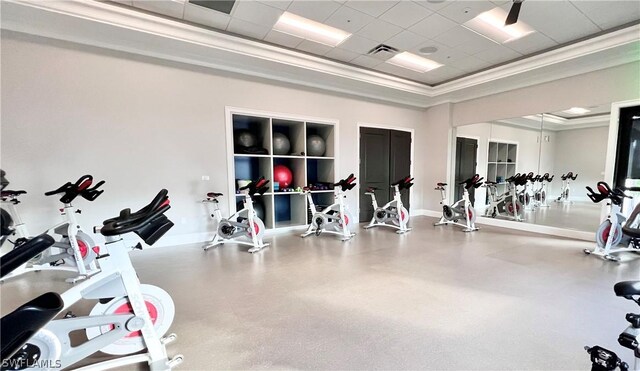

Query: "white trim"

xmin=2 ymin=0 xmax=639 ymax=108
xmin=356 ymin=123 xmax=415 ymax=221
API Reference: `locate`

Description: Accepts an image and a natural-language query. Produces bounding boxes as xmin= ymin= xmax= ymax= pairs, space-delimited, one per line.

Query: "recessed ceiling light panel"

xmin=386 ymin=52 xmax=443 ymax=73
xmin=273 ymin=12 xmax=351 ymax=47
xmin=463 ymin=7 xmax=534 ymax=43
xmin=563 ymin=107 xmax=591 ymax=115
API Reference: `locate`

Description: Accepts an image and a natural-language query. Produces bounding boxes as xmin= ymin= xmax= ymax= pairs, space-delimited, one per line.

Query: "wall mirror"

xmin=452 ymin=102 xmax=616 ymax=234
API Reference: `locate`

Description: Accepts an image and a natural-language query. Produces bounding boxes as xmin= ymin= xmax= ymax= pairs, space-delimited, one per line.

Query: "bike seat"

xmin=1 ymin=190 xmax=26 ymax=198
xmin=366 ymin=187 xmax=378 ymax=192
xmin=207 ymin=192 xmax=223 ymax=198
xmin=0 ymin=234 xmax=55 ymax=278
xmin=614 ymin=281 xmax=640 ymax=299
xmin=437 ymin=182 xmax=447 ymax=187
xmin=484 ymin=181 xmax=497 ymax=185
xmin=1 ymin=292 xmax=63 ymax=362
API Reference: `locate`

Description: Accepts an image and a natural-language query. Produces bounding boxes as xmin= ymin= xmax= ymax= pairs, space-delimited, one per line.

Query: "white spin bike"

xmin=0 ymin=189 xmax=182 ymax=370
xmin=1 ymin=174 xmax=104 ymax=283
xmin=434 ymin=175 xmax=484 ymax=232
xmin=363 ymin=175 xmax=413 ymax=234
xmin=203 ymin=177 xmax=270 ymax=253
xmin=583 ymin=181 xmax=638 ymax=261
xmin=302 ymin=174 xmax=356 ymax=241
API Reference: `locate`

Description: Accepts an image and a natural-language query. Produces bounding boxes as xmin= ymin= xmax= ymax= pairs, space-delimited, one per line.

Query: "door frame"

xmin=454 ymin=135 xmax=480 ymax=206
xmin=604 ymin=99 xmax=640 ymax=220
xmin=357 ymin=123 xmax=415 ymax=221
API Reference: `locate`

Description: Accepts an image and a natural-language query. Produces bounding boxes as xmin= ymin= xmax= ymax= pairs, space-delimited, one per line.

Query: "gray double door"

xmin=359 ymin=127 xmax=411 ymax=223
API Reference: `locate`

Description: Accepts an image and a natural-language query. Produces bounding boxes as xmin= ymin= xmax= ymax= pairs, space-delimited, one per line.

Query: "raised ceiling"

xmin=112 ymin=0 xmax=640 ymax=85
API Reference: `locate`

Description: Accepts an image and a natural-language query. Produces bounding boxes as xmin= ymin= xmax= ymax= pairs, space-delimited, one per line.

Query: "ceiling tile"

xmin=286 ymin=1 xmax=341 ymax=22
xmin=437 ymin=0 xmax=495 ymax=24
xmin=425 ymin=65 xmax=465 ymax=81
xmin=413 ymin=0 xmax=454 ymax=12
xmin=408 ymin=13 xmax=457 ymax=39
xmin=351 ymin=55 xmax=383 ymax=68
xmin=515 ymin=0 xmax=601 ymax=44
xmin=232 ymin=1 xmax=283 ymax=27
xmin=132 ymin=1 xmax=184 ymax=18
xmin=447 ymin=55 xmax=492 ymax=72
xmin=379 ymin=2 xmax=433 ymax=28
xmin=505 ymin=32 xmax=557 ymax=55
xmin=357 ymin=19 xmax=403 ymax=43
xmin=324 ymin=5 xmax=375 ymax=33
xmin=183 ymin=2 xmax=230 ymax=30
xmin=570 ymin=0 xmax=640 ymax=30
xmin=296 ymin=40 xmax=333 ymax=55
xmin=455 ymin=35 xmax=499 ymax=55
xmin=257 ymin=0 xmax=292 ymax=11
xmin=433 ymin=25 xmax=491 ymax=48
xmin=226 ymin=18 xmax=271 ymax=39
xmin=337 ymin=34 xmax=379 ymax=53
xmin=385 ymin=30 xmax=427 ymax=50
xmin=473 ymin=44 xmax=522 ymax=64
xmin=345 ymin=0 xmax=398 ymax=17
xmin=414 ymin=43 xmax=469 ymax=64
xmin=324 ymin=47 xmax=360 ymax=62
xmin=264 ymin=30 xmax=303 ymax=48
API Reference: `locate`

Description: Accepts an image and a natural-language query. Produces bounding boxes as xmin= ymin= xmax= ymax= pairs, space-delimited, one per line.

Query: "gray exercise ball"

xmin=235 ymin=130 xmax=257 ymax=148
xmin=273 ymin=132 xmax=291 ymax=155
xmin=307 ymin=135 xmax=326 ymax=156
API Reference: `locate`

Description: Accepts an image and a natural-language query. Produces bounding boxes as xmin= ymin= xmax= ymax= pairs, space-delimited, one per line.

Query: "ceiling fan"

xmin=505 ymin=0 xmax=524 ymax=26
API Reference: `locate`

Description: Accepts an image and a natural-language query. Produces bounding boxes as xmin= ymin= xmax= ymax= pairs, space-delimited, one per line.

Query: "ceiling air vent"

xmin=367 ymin=44 xmax=399 ymax=58
xmin=189 ymin=0 xmax=236 ymax=15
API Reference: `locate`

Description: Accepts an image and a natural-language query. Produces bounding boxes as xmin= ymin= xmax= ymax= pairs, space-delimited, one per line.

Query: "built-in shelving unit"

xmin=487 ymin=141 xmax=518 ymax=199
xmin=226 ymin=108 xmax=338 ymax=230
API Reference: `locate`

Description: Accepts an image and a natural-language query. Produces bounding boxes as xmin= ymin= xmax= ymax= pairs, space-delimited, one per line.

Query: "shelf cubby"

xmin=306 ymin=122 xmax=334 ymax=157
xmin=233 ymin=156 xmax=273 ymax=193
xmin=272 ymin=119 xmax=305 ymax=156
xmin=273 ymin=157 xmax=305 ymax=192
xmin=274 ymin=193 xmax=307 ymax=227
xmin=306 ymin=158 xmax=334 ymax=187
xmin=232 ymin=115 xmax=271 ymax=155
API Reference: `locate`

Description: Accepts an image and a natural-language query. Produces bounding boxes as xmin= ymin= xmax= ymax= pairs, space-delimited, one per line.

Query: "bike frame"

xmin=364 ymin=185 xmax=410 ymax=233
xmin=302 ymin=187 xmax=355 ymax=241
xmin=28 ymin=233 xmax=181 ymax=371
xmin=434 ymin=185 xmax=478 ymax=232
xmin=204 ymin=193 xmax=268 ymax=253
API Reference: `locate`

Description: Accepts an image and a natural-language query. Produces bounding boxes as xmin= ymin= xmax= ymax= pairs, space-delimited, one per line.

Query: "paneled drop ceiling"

xmin=111 ymin=0 xmax=640 ymax=85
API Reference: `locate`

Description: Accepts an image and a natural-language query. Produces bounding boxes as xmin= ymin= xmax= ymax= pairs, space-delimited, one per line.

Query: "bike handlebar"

xmin=45 ymin=175 xmax=105 ymax=204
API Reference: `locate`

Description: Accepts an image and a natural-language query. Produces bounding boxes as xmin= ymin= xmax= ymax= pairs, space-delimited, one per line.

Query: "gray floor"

xmin=517 ymin=201 xmax=602 ymax=232
xmin=3 ymin=216 xmax=640 ymax=370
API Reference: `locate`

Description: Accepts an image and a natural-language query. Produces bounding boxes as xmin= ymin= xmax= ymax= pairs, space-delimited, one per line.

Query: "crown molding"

xmin=1 ymin=0 xmax=639 ymax=108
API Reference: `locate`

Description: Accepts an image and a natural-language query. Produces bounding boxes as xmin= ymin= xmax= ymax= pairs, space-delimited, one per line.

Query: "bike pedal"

xmin=162 ymin=333 xmax=178 ymax=345
xmin=168 ymin=354 xmax=184 ymax=368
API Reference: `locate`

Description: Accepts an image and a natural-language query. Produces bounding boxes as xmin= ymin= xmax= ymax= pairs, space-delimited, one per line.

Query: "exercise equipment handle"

xmin=101 ymin=189 xmax=171 ymax=236
xmin=44 ymin=175 xmax=105 ymax=204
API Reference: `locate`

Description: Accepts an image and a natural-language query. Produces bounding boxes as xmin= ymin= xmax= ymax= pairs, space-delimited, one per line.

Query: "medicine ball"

xmin=307 ymin=135 xmax=326 ymax=156
xmin=273 ymin=133 xmax=291 ymax=155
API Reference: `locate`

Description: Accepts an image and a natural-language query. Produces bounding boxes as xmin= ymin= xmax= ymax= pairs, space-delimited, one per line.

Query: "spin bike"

xmin=1 ymin=174 xmax=104 ymax=283
xmin=203 ymin=177 xmax=270 ymax=253
xmin=533 ymin=173 xmax=553 ymax=208
xmin=557 ymin=172 xmax=578 ymax=203
xmin=518 ymin=172 xmax=535 ymax=210
xmin=583 ymin=182 xmax=638 ymax=261
xmin=483 ymin=174 xmax=525 ymax=221
xmin=364 ymin=175 xmax=413 ymax=234
xmin=434 ymin=174 xmax=483 ymax=232
xmin=1 ymin=189 xmax=182 ymax=370
xmin=302 ymin=174 xmax=356 ymax=241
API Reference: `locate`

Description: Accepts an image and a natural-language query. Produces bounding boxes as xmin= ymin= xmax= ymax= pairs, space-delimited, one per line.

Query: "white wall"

xmin=0 ymin=32 xmax=426 ymax=243
xmin=549 ymin=126 xmax=609 ymax=200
